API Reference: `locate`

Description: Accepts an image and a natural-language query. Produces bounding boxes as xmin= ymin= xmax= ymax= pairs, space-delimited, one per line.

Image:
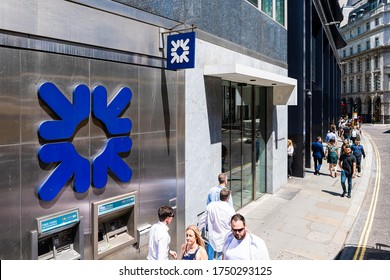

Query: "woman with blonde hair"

xmin=180 ymin=225 xmax=208 ymax=260
xmin=287 ymin=139 xmax=294 ymax=179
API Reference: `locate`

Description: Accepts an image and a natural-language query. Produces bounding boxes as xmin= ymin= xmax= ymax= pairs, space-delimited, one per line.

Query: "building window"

xmin=374 ymin=55 xmax=379 ymax=69
xmin=374 ymin=74 xmax=380 ymax=90
xmin=366 ymin=40 xmax=370 ymax=50
xmin=357 ymin=78 xmax=361 ymax=92
xmin=375 ymin=17 xmax=379 ymax=26
xmin=248 ymin=0 xmax=285 ymax=27
xmin=366 ymin=21 xmax=370 ymax=31
xmin=247 ymin=0 xmax=258 ymax=6
xmin=375 ymin=37 xmax=380 ymax=47
xmin=343 ymin=49 xmax=346 ymax=57
xmin=357 ymin=60 xmax=362 ymax=72
xmin=350 ymin=47 xmax=353 ymax=55
xmin=350 ymin=30 xmax=353 ymax=38
xmin=350 ymin=79 xmax=354 ymax=93
xmin=357 ymin=44 xmax=361 ymax=53
xmin=261 ymin=0 xmax=273 ymax=18
xmin=366 ymin=57 xmax=371 ymax=71
xmin=275 ymin=0 xmax=285 ymax=26
xmin=343 ymin=80 xmax=347 ymax=93
xmin=357 ymin=26 xmax=361 ymax=35
xmin=366 ymin=75 xmax=371 ymax=91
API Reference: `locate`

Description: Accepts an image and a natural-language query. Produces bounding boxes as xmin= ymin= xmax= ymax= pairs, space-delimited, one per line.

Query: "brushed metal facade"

xmin=0 ymin=1 xmax=184 ymax=260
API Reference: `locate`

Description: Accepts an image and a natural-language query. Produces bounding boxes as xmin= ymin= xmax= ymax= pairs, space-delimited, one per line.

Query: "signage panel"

xmin=98 ymin=195 xmax=135 ymax=216
xmin=38 ymin=209 xmax=79 ymax=234
xmin=167 ymin=31 xmax=196 ymax=70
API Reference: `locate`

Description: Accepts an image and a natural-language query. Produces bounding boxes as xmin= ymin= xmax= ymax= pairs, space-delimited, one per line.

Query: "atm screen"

xmin=38 ymin=236 xmax=53 ymax=256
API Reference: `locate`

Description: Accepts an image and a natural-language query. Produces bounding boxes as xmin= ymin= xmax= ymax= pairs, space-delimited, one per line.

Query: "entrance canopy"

xmin=204 ymin=64 xmax=297 ymax=105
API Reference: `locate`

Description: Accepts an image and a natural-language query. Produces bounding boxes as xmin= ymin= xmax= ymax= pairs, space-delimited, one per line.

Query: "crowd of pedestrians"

xmin=288 ymin=116 xmax=366 ymax=199
xmin=311 ymin=116 xmax=366 ymax=199
xmin=147 ymin=173 xmax=270 ymax=261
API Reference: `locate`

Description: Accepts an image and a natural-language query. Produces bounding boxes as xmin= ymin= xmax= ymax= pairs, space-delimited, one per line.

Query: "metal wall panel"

xmin=0 ymin=46 xmax=183 ymax=259
xmin=139 ymin=68 xmax=177 ymax=134
xmin=20 ymin=51 xmax=90 ymax=142
xmin=0 ymin=146 xmax=21 ymax=259
xmin=0 ymin=0 xmax=162 ymax=58
xmin=0 ymin=48 xmax=20 ymax=145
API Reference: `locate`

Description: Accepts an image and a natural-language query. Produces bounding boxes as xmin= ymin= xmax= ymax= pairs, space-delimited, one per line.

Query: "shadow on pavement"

xmin=335 ymin=243 xmax=390 ymax=260
xmin=321 ymin=190 xmax=342 ymax=197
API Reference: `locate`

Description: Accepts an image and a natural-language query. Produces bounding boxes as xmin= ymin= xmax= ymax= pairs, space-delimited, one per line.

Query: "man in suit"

xmin=311 ymin=136 xmax=325 ymax=175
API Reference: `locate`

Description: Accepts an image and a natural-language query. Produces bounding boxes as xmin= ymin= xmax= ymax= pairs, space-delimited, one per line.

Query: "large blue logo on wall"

xmin=167 ymin=31 xmax=196 ymax=70
xmin=37 ymin=82 xmax=132 ymax=201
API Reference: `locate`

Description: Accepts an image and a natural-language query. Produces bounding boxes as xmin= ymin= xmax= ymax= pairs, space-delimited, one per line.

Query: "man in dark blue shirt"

xmin=311 ymin=136 xmax=325 ymax=175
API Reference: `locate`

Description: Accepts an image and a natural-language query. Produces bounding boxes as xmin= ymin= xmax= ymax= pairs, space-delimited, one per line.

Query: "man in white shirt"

xmin=205 ymin=188 xmax=235 ymax=260
xmin=222 ymin=213 xmax=270 ymax=260
xmin=206 ymin=173 xmax=234 ymax=259
xmin=147 ymin=205 xmax=177 ymax=260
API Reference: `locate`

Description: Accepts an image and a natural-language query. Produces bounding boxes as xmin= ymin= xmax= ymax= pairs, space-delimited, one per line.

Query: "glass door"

xmin=222 ymin=81 xmax=266 ymax=209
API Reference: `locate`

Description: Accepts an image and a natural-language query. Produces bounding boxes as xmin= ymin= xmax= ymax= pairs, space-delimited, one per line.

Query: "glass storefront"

xmin=221 ymin=81 xmax=267 ymax=209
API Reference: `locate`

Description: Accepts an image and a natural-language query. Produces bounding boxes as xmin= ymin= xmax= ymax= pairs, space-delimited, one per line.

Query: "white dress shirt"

xmin=147 ymin=221 xmax=170 ymax=260
xmin=206 ymin=200 xmax=235 ymax=252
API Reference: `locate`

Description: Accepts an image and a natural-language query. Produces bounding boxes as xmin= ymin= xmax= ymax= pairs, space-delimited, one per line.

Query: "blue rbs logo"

xmin=37 ymin=82 xmax=132 ymax=201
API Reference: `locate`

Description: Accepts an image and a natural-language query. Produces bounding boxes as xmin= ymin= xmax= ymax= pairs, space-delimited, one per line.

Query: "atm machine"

xmin=92 ymin=192 xmax=138 ymax=259
xmin=30 ymin=208 xmax=84 ymax=260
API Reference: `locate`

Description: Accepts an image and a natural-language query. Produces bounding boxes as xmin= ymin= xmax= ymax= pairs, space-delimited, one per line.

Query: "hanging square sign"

xmin=167 ymin=31 xmax=196 ymax=70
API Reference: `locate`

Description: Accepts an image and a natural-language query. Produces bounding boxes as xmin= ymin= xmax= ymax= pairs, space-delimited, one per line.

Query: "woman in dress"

xmin=325 ymin=138 xmax=339 ymax=178
xmin=287 ymin=139 xmax=294 ymax=179
xmin=180 ymin=225 xmax=208 ymax=260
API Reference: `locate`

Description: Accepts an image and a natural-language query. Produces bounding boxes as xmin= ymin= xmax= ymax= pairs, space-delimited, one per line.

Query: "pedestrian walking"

xmin=350 ymin=125 xmax=361 ymax=144
xmin=342 ymin=123 xmax=351 ymax=144
xmin=222 ymin=213 xmax=270 ymax=260
xmin=338 ymin=146 xmax=356 ymax=198
xmin=287 ymin=139 xmax=294 ymax=179
xmin=325 ymin=138 xmax=339 ymax=178
xmin=340 ymin=138 xmax=349 ymax=156
xmin=206 ymin=173 xmax=234 ymax=259
xmin=338 ymin=117 xmax=344 ymax=137
xmin=147 ymin=205 xmax=177 ymax=260
xmin=206 ymin=173 xmax=233 ymax=208
xmin=311 ymin=136 xmax=325 ymax=175
xmin=180 ymin=225 xmax=208 ymax=260
xmin=205 ymin=188 xmax=235 ymax=260
xmin=325 ymin=128 xmax=337 ymax=144
xmin=351 ymin=139 xmax=366 ymax=177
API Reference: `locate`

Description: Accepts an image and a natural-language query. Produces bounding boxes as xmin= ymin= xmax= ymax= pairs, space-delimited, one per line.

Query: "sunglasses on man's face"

xmin=231 ymin=227 xmax=245 ymax=233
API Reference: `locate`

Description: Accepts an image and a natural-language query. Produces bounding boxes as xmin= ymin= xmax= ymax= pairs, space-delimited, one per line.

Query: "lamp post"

xmin=371 ymin=94 xmax=375 ymax=124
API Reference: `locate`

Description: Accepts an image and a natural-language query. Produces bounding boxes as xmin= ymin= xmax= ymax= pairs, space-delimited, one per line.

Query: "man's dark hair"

xmin=219 ymin=188 xmax=230 ymax=201
xmin=231 ymin=213 xmax=245 ymax=225
xmin=158 ymin=205 xmax=174 ymax=222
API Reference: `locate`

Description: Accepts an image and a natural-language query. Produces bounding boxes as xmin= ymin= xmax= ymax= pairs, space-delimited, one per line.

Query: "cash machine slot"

xmin=92 ymin=192 xmax=138 ymax=259
xmin=31 ymin=208 xmax=84 ymax=260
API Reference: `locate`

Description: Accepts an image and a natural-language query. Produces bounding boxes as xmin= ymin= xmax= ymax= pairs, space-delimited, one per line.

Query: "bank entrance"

xmin=221 ymin=81 xmax=267 ymax=209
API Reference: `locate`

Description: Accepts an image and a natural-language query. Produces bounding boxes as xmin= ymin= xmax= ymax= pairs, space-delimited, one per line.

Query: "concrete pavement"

xmin=238 ymin=135 xmax=374 ymax=260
